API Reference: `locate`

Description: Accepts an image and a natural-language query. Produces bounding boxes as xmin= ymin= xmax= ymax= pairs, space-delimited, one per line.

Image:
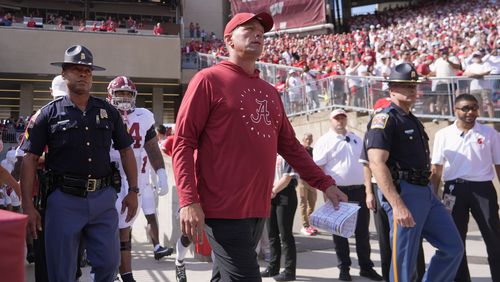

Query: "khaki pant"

xmin=297 ymin=179 xmax=317 ymax=227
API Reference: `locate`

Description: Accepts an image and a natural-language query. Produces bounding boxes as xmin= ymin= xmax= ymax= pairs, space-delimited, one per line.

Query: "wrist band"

xmin=128 ymin=187 xmax=139 ymax=193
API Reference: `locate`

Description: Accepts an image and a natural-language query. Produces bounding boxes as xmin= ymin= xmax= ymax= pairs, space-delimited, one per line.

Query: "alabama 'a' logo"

xmin=251 ymin=99 xmax=271 ymax=125
xmin=240 ymin=88 xmax=280 ymax=138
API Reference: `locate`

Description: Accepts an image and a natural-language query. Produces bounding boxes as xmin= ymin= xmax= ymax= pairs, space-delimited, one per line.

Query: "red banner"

xmin=229 ymin=0 xmax=326 ymax=31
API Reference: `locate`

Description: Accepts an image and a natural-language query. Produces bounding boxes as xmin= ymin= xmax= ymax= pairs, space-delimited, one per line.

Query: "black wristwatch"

xmin=128 ymin=187 xmax=140 ymax=194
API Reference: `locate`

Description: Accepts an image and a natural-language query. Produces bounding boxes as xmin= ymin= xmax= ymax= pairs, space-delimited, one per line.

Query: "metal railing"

xmin=197 ymin=53 xmax=500 ymax=122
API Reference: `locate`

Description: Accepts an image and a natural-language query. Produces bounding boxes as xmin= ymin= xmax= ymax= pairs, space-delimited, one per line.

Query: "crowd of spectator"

xmin=0 ymin=117 xmax=26 ymax=132
xmin=0 ymin=7 xmax=172 ymax=33
xmin=0 ymin=117 xmax=26 ymax=144
xmin=190 ymin=0 xmax=498 ymax=72
xmin=192 ymin=0 xmax=499 ymax=117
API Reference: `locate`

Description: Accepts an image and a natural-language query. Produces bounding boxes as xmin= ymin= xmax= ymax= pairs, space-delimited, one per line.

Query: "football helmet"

xmin=107 ymin=76 xmax=137 ymax=111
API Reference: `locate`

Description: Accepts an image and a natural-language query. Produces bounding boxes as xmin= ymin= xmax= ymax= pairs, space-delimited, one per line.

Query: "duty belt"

xmin=50 ymin=174 xmax=113 ymax=197
xmin=391 ymin=169 xmax=431 ymax=186
xmin=338 ymin=185 xmax=365 ymax=191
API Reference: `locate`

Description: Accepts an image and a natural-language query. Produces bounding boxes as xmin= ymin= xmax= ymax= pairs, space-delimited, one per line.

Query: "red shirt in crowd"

xmin=153 ymin=24 xmax=163 ymax=36
xmin=27 ymin=19 xmax=36 ymax=28
xmin=275 ymin=80 xmax=286 ymax=93
xmin=173 ymin=61 xmax=335 ymax=219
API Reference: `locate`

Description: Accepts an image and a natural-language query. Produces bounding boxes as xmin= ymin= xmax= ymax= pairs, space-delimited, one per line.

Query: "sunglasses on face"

xmin=455 ymin=105 xmax=479 ymax=113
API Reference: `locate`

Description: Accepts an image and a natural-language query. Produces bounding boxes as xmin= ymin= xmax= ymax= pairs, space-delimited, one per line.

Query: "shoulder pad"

xmin=371 ymin=113 xmax=390 ymax=129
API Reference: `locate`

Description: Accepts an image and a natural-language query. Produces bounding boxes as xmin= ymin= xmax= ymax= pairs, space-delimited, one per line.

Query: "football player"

xmin=107 ymin=76 xmax=171 ymax=282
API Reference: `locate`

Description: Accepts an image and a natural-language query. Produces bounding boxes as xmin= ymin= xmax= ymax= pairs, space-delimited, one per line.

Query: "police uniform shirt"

xmin=314 ymin=130 xmax=364 ymax=186
xmin=365 ymin=103 xmax=430 ymax=170
xmin=431 ymin=121 xmax=500 ymax=181
xmin=21 ymin=96 xmax=133 ymax=179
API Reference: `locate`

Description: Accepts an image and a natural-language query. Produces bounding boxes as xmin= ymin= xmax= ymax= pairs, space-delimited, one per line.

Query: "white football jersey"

xmin=110 ymin=107 xmax=156 ymax=190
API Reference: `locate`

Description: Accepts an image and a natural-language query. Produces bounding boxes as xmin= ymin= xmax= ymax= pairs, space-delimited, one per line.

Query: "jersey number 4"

xmin=128 ymin=122 xmax=143 ymax=149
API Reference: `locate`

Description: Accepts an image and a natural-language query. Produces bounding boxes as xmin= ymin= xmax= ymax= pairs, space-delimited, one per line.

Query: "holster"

xmin=110 ymin=162 xmax=121 ymax=193
xmin=34 ymin=169 xmax=49 ymax=211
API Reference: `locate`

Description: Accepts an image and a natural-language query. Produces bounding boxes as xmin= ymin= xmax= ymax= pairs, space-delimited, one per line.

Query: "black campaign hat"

xmin=50 ymin=45 xmax=105 ymax=71
xmin=385 ymin=63 xmax=422 ymax=84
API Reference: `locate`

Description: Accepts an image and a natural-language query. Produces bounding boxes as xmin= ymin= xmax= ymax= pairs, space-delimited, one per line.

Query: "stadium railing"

xmin=197 ymin=53 xmax=500 ymax=122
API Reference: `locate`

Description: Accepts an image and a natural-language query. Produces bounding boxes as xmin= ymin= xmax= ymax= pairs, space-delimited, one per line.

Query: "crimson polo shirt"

xmin=173 ymin=61 xmax=335 ymax=219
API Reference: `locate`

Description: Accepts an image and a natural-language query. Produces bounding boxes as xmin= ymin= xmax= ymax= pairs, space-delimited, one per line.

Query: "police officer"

xmin=365 ymin=63 xmax=463 ymax=281
xmin=20 ymin=45 xmax=138 ymax=282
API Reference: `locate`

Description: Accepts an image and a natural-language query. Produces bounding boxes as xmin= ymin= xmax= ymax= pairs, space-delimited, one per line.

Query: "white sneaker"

xmin=300 ymin=227 xmax=314 ymax=236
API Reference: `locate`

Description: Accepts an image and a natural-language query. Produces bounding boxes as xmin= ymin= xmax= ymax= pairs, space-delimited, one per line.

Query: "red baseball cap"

xmin=224 ymin=12 xmax=274 ymax=35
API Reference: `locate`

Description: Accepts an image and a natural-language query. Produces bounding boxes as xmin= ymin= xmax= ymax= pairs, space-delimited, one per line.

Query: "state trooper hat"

xmin=385 ymin=63 xmax=422 ymax=84
xmin=51 ymin=45 xmax=106 ymax=71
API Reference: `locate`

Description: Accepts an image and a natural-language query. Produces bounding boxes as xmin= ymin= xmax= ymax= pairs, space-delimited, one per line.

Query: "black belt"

xmin=392 ymin=169 xmax=431 ymax=186
xmin=51 ymin=174 xmax=113 ymax=198
xmin=448 ymin=178 xmax=469 ymax=184
xmin=446 ymin=178 xmax=491 ymax=184
xmin=338 ymin=185 xmax=364 ymax=191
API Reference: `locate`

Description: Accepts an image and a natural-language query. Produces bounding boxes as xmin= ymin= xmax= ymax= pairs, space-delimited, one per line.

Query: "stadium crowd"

xmin=189 ymin=0 xmax=499 ymax=116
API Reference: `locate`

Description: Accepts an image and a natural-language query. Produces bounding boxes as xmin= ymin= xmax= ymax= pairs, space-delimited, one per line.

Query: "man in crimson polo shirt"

xmin=173 ymin=12 xmax=347 ymax=281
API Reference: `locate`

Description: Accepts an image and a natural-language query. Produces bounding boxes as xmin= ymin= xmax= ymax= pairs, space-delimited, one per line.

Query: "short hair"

xmin=455 ymin=94 xmax=478 ymax=105
xmin=156 ymin=124 xmax=167 ymax=135
xmin=303 ymin=133 xmax=312 ymax=139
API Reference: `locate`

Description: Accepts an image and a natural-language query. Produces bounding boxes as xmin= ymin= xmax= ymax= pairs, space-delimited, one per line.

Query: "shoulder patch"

xmin=371 ymin=113 xmax=389 ymax=129
xmin=27 ymin=109 xmax=42 ymax=128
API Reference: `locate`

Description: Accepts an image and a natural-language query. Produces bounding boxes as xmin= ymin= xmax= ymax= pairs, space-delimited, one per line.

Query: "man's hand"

xmin=121 ymin=192 xmax=138 ymax=222
xmin=156 ymin=168 xmax=169 ymax=196
xmin=366 ymin=192 xmax=377 ymax=212
xmin=23 ymin=204 xmax=42 ymax=240
xmin=179 ymin=203 xmax=205 ymax=243
xmin=324 ymin=185 xmax=348 ymax=209
xmin=392 ymin=199 xmax=416 ymax=228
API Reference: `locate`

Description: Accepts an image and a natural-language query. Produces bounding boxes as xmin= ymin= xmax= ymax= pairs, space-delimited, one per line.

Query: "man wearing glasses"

xmin=431 ymin=93 xmax=500 ymax=282
xmin=366 ymin=63 xmax=463 ymax=282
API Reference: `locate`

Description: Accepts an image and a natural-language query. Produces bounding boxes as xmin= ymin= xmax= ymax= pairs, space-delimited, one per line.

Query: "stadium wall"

xmin=0 ymin=27 xmax=181 ymax=79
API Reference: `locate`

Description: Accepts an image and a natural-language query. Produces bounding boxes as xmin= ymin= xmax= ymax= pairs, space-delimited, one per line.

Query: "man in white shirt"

xmin=286 ymin=70 xmax=303 ymax=113
xmin=483 ymin=47 xmax=500 ymax=103
xmin=314 ymin=109 xmax=382 ymax=281
xmin=464 ymin=52 xmax=493 ymax=118
xmin=346 ymin=60 xmax=362 ymax=107
xmin=432 ymin=48 xmax=461 ymax=115
xmin=430 ymin=94 xmax=500 ymax=282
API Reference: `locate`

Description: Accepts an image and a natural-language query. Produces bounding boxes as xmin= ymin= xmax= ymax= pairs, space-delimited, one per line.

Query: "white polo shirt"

xmin=313 ymin=129 xmax=364 ymax=186
xmin=431 ymin=121 xmax=500 ymax=181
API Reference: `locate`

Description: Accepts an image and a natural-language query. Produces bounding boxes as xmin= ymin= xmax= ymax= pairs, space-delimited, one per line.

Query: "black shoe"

xmin=273 ymin=271 xmax=296 ymax=281
xmin=154 ymin=246 xmax=174 ymax=260
xmin=120 ymin=273 xmax=136 ymax=282
xmin=360 ymin=268 xmax=383 ymax=281
xmin=339 ymin=269 xmax=352 ymax=281
xmin=176 ymin=264 xmax=187 ymax=282
xmin=260 ymin=268 xmax=279 ymax=277
xmin=26 ymin=251 xmax=35 ymax=264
